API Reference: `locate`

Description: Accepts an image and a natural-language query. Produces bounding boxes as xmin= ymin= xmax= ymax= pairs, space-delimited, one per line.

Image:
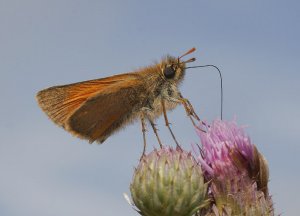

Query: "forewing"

xmin=36 ymin=73 xmax=140 ymax=128
xmin=66 ymin=80 xmax=143 ymax=143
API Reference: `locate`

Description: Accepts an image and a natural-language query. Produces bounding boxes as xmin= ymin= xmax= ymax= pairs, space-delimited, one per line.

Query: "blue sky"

xmin=0 ymin=0 xmax=299 ymax=215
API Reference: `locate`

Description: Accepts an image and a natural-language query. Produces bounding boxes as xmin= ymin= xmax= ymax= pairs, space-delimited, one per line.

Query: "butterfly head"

xmin=160 ymin=48 xmax=196 ymax=84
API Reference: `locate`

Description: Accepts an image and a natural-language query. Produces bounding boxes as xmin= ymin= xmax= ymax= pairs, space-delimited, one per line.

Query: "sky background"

xmin=0 ymin=0 xmax=299 ymax=215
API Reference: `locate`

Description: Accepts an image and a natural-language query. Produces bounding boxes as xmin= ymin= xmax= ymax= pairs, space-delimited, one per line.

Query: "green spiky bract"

xmin=130 ymin=147 xmax=209 ymax=216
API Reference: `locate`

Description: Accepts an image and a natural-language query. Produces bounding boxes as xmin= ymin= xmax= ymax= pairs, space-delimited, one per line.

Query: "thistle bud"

xmin=130 ymin=147 xmax=209 ymax=216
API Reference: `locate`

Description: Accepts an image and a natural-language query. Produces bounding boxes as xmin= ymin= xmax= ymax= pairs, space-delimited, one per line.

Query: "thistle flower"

xmin=130 ymin=147 xmax=210 ymax=216
xmin=196 ymin=119 xmax=274 ymax=215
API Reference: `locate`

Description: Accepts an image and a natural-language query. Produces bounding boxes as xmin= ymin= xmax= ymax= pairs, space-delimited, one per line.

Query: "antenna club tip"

xmin=179 ymin=47 xmax=197 ymax=59
xmin=187 ymin=47 xmax=196 ymax=54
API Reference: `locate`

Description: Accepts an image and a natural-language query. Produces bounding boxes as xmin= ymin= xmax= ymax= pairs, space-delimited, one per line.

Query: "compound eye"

xmin=163 ymin=66 xmax=176 ymax=79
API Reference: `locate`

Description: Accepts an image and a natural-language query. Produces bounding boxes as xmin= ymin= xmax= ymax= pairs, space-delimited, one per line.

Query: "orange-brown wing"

xmin=66 ymin=80 xmax=144 ymax=143
xmin=36 ymin=73 xmax=141 ymax=130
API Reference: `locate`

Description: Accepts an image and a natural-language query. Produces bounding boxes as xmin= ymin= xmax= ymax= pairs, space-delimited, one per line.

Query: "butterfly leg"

xmin=148 ymin=119 xmax=163 ymax=148
xmin=161 ymin=99 xmax=181 ymax=148
xmin=180 ymin=97 xmax=207 ymax=132
xmin=140 ymin=114 xmax=147 ymax=157
xmin=168 ymin=93 xmax=206 ymax=132
xmin=178 ymin=95 xmax=200 ymax=120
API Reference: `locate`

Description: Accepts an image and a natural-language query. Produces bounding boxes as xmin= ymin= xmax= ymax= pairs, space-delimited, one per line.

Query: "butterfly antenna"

xmin=179 ymin=47 xmax=196 ymax=60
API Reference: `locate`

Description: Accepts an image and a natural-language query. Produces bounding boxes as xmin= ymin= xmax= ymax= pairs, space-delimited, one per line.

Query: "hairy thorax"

xmin=142 ymin=79 xmax=180 ymax=121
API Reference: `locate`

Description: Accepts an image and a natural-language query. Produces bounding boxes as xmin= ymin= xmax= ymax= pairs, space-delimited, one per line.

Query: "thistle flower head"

xmin=196 ymin=119 xmax=274 ymax=215
xmin=130 ymin=147 xmax=209 ymax=216
xmin=197 ymin=120 xmax=254 ymax=177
